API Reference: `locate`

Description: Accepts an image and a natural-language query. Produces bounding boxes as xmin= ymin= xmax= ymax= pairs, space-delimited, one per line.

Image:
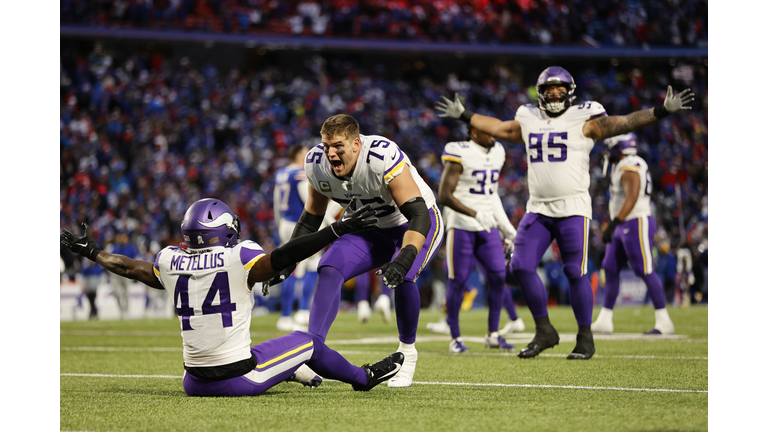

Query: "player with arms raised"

xmin=592 ymin=133 xmax=675 ymax=335
xmin=61 ymin=198 xmax=404 ymax=396
xmin=436 ymin=66 xmax=693 ymax=359
xmin=438 ymin=125 xmax=520 ymax=353
xmin=267 ymin=114 xmax=444 ymax=387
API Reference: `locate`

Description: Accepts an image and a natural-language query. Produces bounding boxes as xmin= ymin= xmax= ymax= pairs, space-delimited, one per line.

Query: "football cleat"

xmin=485 ymin=332 xmax=516 ymax=352
xmin=353 ymin=352 xmax=404 ymax=391
xmin=287 ymin=364 xmax=323 ymax=388
xmin=643 ymin=329 xmax=662 ymax=335
xmin=388 ymin=345 xmax=417 ymax=388
xmin=498 ymin=318 xmax=526 ymax=335
xmin=374 ymin=295 xmax=391 ymax=323
xmin=449 ymin=338 xmax=469 ymax=353
xmin=276 ymin=316 xmax=295 ymax=332
xmin=590 ymin=318 xmax=613 ymax=335
xmin=518 ymin=324 xmax=560 ymax=359
xmin=426 ymin=319 xmax=450 ymax=334
xmin=357 ymin=300 xmax=371 ymax=323
xmin=566 ymin=330 xmax=595 ymax=360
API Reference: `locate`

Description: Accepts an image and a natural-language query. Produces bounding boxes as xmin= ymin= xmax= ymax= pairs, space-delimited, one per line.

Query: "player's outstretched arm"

xmin=61 ymin=224 xmax=163 ymax=289
xmin=253 ymin=204 xmax=378 ymax=291
xmin=435 ymin=93 xmax=524 ymax=143
xmin=584 ymin=86 xmax=694 ymax=141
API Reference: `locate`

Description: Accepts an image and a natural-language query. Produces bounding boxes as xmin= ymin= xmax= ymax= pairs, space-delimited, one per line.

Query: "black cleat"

xmin=517 ymin=324 xmax=560 ymax=359
xmin=352 ymin=352 xmax=404 ymax=391
xmin=566 ymin=329 xmax=595 ymax=360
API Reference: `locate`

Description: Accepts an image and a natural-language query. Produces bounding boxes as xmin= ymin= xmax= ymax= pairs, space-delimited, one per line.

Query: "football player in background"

xmin=591 ymin=133 xmax=675 ymax=335
xmin=273 ymin=145 xmax=320 ymax=332
xmin=266 ymin=114 xmax=444 ymax=388
xmin=435 ymin=124 xmax=522 ymax=353
xmin=61 ymin=198 xmax=404 ymax=396
xmin=436 ymin=66 xmax=694 ymax=359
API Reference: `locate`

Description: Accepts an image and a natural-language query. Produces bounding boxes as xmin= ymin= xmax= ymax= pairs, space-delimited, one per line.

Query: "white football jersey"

xmin=441 ymin=140 xmax=506 ymax=231
xmin=152 ymin=241 xmax=266 ymax=368
xmin=515 ymin=102 xmax=606 ymax=219
xmin=304 ymin=134 xmax=437 ymax=228
xmin=609 ymin=154 xmax=653 ymax=221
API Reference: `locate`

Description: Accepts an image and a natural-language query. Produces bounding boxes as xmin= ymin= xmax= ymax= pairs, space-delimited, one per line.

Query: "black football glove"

xmin=602 ymin=219 xmax=621 ymax=244
xmin=376 ymin=245 xmax=418 ymax=289
xmin=61 ymin=223 xmax=102 ymax=261
xmin=261 ymin=264 xmax=296 ymax=296
xmin=330 ymin=204 xmax=378 ymax=237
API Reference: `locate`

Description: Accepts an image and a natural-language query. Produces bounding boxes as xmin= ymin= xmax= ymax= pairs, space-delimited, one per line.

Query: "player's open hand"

xmin=663 ymin=86 xmax=695 ymax=114
xmin=331 ymin=204 xmax=378 ymax=237
xmin=435 ymin=92 xmax=466 ymax=119
xmin=61 ymin=223 xmax=102 ymax=261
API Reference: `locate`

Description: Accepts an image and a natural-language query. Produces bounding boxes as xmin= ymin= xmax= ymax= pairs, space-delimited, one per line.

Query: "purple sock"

xmin=356 ymin=271 xmax=370 ymax=303
xmin=503 ymin=289 xmax=518 ymax=321
xmin=512 ymin=268 xmax=549 ymax=319
xmin=445 ymin=278 xmax=464 ymax=338
xmin=485 ymin=270 xmax=506 ymax=332
xmin=308 ymin=266 xmax=345 ymax=341
xmin=307 ymin=334 xmax=367 ymax=386
xmin=394 ymin=281 xmax=420 ymax=344
xmin=602 ymin=268 xmax=621 ymax=310
xmin=641 ymin=272 xmax=666 ymax=309
xmin=567 ymin=274 xmax=594 ymax=326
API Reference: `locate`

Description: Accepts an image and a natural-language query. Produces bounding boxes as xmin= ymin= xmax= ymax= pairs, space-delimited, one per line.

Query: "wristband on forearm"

xmin=653 ymin=105 xmax=670 ymax=119
xmin=393 ymin=244 xmax=419 ymax=272
xmin=459 ymin=109 xmax=475 ymax=124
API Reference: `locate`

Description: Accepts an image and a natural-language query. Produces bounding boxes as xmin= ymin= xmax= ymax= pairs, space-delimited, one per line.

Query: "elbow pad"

xmin=399 ymin=197 xmax=431 ymax=237
xmin=292 ymin=210 xmax=324 ymax=239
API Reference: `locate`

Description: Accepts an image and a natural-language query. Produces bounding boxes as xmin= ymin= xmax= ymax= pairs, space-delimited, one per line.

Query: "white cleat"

xmin=426 ymin=318 xmax=450 ymax=334
xmin=374 ymin=295 xmax=391 ymax=323
xmin=498 ymin=318 xmax=525 ymax=336
xmin=357 ymin=300 xmax=371 ymax=323
xmin=276 ymin=316 xmax=297 ymax=332
xmin=287 ymin=364 xmax=322 ymax=388
xmin=388 ymin=345 xmax=417 ymax=388
xmin=591 ymin=308 xmax=614 ymax=335
xmin=294 ymin=309 xmax=310 ymax=326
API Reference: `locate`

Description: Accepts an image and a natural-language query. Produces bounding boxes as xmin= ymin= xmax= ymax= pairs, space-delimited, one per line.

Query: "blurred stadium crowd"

xmin=61 ymin=0 xmax=708 ymax=48
xmin=59 ymin=45 xmax=707 ymax=302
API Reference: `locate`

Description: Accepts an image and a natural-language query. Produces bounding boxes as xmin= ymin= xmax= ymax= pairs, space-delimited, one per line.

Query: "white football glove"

xmin=687 ymin=273 xmax=696 ymax=286
xmin=503 ymin=238 xmax=515 ymax=255
xmin=474 ymin=211 xmax=495 ymax=233
xmin=663 ymin=86 xmax=695 ymax=114
xmin=435 ymin=92 xmax=466 ymax=119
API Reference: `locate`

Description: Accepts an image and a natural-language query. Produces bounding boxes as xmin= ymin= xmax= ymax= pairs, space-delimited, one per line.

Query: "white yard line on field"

xmin=59 ymin=373 xmax=707 ymax=393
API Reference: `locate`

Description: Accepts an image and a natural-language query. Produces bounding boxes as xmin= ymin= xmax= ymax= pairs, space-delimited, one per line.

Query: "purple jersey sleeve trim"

xmin=588 ymin=112 xmax=607 ymax=119
xmin=240 ymin=244 xmax=266 ymax=269
xmin=152 ymin=251 xmax=165 ymax=288
xmin=442 ymin=151 xmax=461 ymax=158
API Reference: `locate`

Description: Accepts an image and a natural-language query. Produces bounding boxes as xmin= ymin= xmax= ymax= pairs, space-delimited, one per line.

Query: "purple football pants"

xmin=182 ymin=332 xmax=367 ymax=397
xmin=310 ymin=206 xmax=444 ymax=343
xmin=510 ymin=213 xmax=593 ymax=326
xmin=445 ymin=228 xmax=507 ymax=338
xmin=601 ymin=215 xmax=666 ymax=310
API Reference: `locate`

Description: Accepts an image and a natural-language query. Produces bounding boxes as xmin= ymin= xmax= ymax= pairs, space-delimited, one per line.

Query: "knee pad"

xmin=562 ymin=262 xmax=585 ymax=280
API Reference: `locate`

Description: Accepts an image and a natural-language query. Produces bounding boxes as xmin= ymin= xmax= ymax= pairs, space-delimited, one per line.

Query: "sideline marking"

xmin=59 ymin=373 xmax=707 ymax=393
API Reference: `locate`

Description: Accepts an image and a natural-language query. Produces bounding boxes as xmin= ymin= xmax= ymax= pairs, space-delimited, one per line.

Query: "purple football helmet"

xmin=602 ymin=133 xmax=638 ymax=176
xmin=181 ymin=198 xmax=241 ymax=249
xmin=536 ymin=66 xmax=577 ymax=116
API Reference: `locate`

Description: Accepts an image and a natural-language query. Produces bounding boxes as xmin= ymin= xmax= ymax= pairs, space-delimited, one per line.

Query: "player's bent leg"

xmin=182 ymin=332 xmax=315 ymax=397
xmin=444 ymin=228 xmax=475 ymax=340
xmin=388 ymin=281 xmax=420 ymax=388
xmin=307 ymin=266 xmax=345 ymax=341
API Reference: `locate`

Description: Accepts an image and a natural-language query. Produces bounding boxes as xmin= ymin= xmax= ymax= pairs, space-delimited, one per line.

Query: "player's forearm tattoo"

xmin=595 ymin=109 xmax=657 ymax=139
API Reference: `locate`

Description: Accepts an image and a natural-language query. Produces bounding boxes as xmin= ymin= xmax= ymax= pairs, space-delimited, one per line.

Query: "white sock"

xmin=596 ymin=307 xmax=613 ymax=322
xmin=655 ymin=308 xmax=674 ymax=330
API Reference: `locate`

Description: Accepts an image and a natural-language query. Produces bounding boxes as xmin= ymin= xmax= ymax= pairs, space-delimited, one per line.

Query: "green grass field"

xmin=61 ymin=305 xmax=708 ymax=432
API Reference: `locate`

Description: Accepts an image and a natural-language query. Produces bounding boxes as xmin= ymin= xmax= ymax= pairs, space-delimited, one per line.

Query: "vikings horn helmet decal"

xmin=181 ymin=198 xmax=241 ymax=249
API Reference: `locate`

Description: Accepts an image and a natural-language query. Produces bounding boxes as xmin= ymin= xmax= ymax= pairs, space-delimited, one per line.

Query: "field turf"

xmin=61 ymin=305 xmax=708 ymax=431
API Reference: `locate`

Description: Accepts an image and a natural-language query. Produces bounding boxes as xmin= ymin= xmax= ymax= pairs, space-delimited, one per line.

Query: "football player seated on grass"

xmin=61 ymin=198 xmax=403 ymax=397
